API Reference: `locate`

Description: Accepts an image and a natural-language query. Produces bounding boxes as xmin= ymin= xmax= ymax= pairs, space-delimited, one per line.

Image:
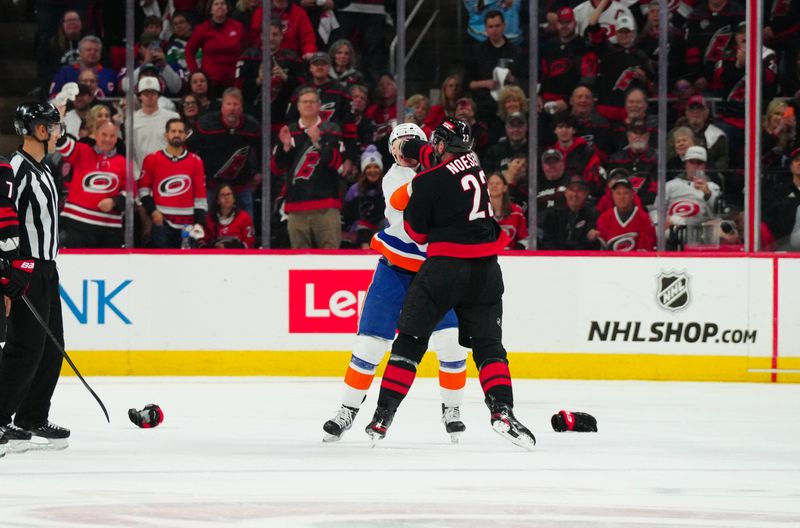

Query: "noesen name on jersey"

xmin=444 ymin=153 xmax=481 ymax=175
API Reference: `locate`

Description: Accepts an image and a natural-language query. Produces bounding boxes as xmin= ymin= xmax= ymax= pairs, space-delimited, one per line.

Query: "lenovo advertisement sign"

xmin=288 ymin=270 xmax=373 ymax=333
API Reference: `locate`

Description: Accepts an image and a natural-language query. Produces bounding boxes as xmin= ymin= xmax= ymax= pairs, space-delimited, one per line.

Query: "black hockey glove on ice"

xmin=551 ymin=410 xmax=598 ymax=432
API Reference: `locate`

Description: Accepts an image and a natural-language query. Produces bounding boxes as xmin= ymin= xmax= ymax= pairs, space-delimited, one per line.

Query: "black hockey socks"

xmin=478 ymin=359 xmax=514 ymax=407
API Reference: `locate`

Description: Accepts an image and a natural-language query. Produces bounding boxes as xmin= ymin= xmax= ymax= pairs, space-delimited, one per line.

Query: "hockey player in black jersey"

xmin=364 ymin=117 xmax=535 ymax=450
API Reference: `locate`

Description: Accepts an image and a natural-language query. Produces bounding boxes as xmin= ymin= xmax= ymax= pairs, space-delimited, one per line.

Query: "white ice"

xmin=1 ymin=377 xmax=799 ymax=528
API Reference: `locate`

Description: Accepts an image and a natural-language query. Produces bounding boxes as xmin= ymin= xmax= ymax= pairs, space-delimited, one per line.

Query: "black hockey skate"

xmin=322 ymin=405 xmax=359 ymax=442
xmin=485 ymin=395 xmax=536 ymax=451
xmin=0 ymin=424 xmax=32 ymax=454
xmin=441 ymin=404 xmax=466 ymax=444
xmin=19 ymin=421 xmax=70 ymax=451
xmin=365 ymin=406 xmax=396 ymax=446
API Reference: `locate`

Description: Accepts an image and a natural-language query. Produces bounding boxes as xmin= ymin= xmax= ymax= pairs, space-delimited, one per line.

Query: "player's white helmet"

xmin=388 ymin=123 xmax=427 ymax=163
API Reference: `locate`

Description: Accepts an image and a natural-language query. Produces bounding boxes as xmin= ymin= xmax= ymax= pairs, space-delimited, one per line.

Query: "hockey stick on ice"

xmin=20 ymin=294 xmax=110 ymax=422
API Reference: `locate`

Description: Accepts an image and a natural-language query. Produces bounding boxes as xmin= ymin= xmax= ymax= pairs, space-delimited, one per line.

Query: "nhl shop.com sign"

xmin=288 ymin=270 xmax=372 ymax=333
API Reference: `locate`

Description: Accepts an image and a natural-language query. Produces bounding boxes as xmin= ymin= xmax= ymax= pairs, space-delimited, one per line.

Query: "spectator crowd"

xmin=21 ymin=0 xmax=800 ymax=251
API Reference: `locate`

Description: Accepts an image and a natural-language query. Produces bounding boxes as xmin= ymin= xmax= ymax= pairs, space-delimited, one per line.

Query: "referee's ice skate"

xmin=441 ymin=404 xmax=466 ymax=443
xmin=322 ymin=405 xmax=358 ymax=442
xmin=485 ymin=395 xmax=535 ymax=451
xmin=20 ymin=421 xmax=70 ymax=451
xmin=0 ymin=424 xmax=32 ymax=454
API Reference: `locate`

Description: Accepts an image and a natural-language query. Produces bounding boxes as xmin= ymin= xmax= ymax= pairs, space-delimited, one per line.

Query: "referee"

xmin=0 ymin=102 xmax=70 ymax=452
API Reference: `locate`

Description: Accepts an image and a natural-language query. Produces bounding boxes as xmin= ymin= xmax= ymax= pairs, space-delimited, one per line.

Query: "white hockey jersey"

xmin=665 ymin=176 xmax=721 ymax=225
xmin=369 ymin=163 xmax=427 ymax=272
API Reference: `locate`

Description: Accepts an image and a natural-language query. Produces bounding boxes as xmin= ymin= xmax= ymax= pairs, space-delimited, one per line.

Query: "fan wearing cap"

xmin=596 ymin=177 xmax=656 ymax=251
xmin=585 ymin=8 xmax=654 ymax=122
xmin=671 ymin=95 xmax=730 ymax=173
xmin=63 ymin=83 xmax=95 ymax=138
xmin=132 ymin=75 xmax=180 ymax=178
xmin=664 ymin=145 xmax=721 ymax=227
xmin=764 ymin=147 xmax=800 ymax=249
xmin=548 ymin=111 xmax=604 ymax=196
xmin=342 ymin=146 xmax=386 ymax=249
xmin=606 ymin=119 xmax=658 ymax=208
xmin=537 ymin=148 xmax=571 ymax=223
xmin=463 ymin=10 xmax=522 ymax=121
xmin=483 ymin=111 xmax=528 ymax=174
xmin=539 ymin=7 xmax=596 ymax=107
xmin=573 ymin=0 xmax=635 ymax=45
xmin=286 ymin=51 xmax=359 ymax=176
xmin=541 ymin=175 xmax=601 ymax=250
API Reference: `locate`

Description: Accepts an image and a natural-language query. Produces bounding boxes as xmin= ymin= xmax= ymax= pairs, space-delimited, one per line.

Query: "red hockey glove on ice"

xmin=551 ymin=410 xmax=598 ymax=432
xmin=0 ymin=259 xmax=35 ymax=299
xmin=128 ymin=404 xmax=164 ymax=428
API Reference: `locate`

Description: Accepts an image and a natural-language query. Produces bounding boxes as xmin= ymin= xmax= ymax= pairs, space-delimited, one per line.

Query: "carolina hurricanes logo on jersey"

xmin=320 ymin=101 xmax=336 ymax=122
xmin=213 ymin=146 xmax=250 ymax=181
xmin=82 ymin=171 xmax=119 ymax=193
xmin=704 ymin=27 xmax=733 ymax=63
xmin=500 ymin=224 xmax=517 ymax=243
xmin=629 ymin=175 xmax=646 ymax=192
xmin=158 ymin=175 xmax=192 ymax=197
xmin=613 ymin=67 xmax=639 ymax=92
xmin=549 ymin=57 xmax=572 ymax=78
xmin=668 ymin=200 xmax=701 ymax=218
xmin=728 ymin=79 xmax=746 ymax=102
xmin=607 ymin=233 xmax=638 ymax=251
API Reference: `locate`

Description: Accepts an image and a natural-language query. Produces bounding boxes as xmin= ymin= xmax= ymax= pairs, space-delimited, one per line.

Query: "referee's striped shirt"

xmin=10 ymin=149 xmax=59 ymax=260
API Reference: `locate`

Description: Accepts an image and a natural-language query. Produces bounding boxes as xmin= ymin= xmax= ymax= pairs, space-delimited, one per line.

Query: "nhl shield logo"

xmin=656 ymin=272 xmax=690 ymax=312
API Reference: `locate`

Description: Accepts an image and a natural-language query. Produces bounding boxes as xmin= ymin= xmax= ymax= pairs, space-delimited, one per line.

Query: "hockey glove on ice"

xmin=128 ymin=404 xmax=164 ymax=428
xmin=551 ymin=410 xmax=598 ymax=432
xmin=0 ymin=259 xmax=35 ymax=299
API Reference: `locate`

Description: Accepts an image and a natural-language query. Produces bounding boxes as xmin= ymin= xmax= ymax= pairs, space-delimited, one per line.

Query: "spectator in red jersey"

xmin=139 ymin=118 xmax=208 ymax=249
xmin=185 ymin=0 xmax=249 ymax=96
xmin=487 ymin=172 xmax=529 ymax=249
xmin=203 ymin=183 xmax=256 ymax=248
xmin=596 ymin=178 xmax=656 ymax=251
xmin=272 ymin=87 xmax=346 ymax=249
xmin=56 ymin=121 xmax=127 ymax=248
xmin=541 ymin=175 xmax=601 ymax=250
xmin=549 ymin=111 xmax=604 ymax=197
xmin=426 ymin=74 xmax=463 ymax=130
xmin=250 ymin=0 xmax=317 ymax=60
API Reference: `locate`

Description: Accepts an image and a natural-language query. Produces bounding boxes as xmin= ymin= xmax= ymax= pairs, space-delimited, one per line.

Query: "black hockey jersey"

xmin=400 ymin=139 xmax=506 ymax=258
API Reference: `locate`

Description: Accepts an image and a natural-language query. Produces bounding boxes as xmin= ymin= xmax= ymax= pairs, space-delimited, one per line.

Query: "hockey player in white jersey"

xmin=323 ymin=123 xmax=468 ymax=443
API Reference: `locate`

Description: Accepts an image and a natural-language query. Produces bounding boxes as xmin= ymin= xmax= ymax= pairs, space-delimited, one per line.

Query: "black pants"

xmin=394 ymin=255 xmax=507 ymax=368
xmin=0 ymin=260 xmax=64 ymax=427
xmin=60 ymin=217 xmax=123 ymax=248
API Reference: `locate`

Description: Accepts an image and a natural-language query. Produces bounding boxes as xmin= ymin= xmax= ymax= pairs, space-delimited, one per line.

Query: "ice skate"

xmin=441 ymin=404 xmax=466 ymax=444
xmin=365 ymin=406 xmax=396 ymax=447
xmin=485 ymin=396 xmax=536 ymax=451
xmin=20 ymin=421 xmax=70 ymax=451
xmin=0 ymin=424 xmax=32 ymax=454
xmin=322 ymin=405 xmax=359 ymax=442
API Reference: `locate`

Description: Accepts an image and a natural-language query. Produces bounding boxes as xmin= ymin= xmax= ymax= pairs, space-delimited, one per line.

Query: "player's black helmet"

xmin=14 ymin=102 xmax=62 ymax=136
xmin=432 ymin=117 xmax=474 ymax=154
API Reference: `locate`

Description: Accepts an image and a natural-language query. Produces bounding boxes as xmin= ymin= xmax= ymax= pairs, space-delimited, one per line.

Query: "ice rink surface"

xmin=1 ymin=376 xmax=799 ymax=528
